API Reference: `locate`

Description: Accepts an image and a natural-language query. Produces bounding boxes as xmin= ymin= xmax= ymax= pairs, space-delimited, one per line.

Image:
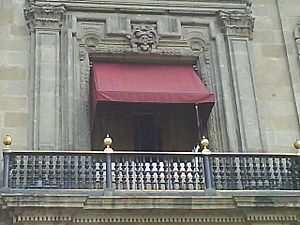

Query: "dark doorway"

xmin=92 ymin=102 xmax=200 ymax=151
xmin=133 ymin=113 xmax=162 ymax=151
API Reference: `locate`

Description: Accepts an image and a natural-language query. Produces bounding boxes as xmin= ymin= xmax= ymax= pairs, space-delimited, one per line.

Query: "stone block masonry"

xmin=0 ymin=0 xmax=29 ymax=150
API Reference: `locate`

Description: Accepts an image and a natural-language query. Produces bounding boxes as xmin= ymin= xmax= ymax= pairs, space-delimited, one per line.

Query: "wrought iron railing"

xmin=2 ymin=150 xmax=300 ymax=190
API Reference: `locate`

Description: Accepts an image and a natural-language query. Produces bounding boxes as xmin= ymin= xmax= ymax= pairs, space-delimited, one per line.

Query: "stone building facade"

xmin=0 ymin=0 xmax=300 ymax=225
xmin=1 ymin=0 xmax=300 ymax=152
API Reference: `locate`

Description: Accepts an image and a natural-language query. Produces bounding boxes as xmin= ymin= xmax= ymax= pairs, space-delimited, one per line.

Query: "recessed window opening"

xmin=90 ymin=62 xmax=215 ymax=151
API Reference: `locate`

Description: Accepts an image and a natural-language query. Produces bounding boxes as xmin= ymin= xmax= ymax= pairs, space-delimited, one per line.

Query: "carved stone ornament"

xmin=218 ymin=10 xmax=254 ymax=39
xmin=11 ymin=210 xmax=300 ymax=223
xmin=187 ymin=37 xmax=207 ymax=52
xmin=83 ymin=33 xmax=101 ymax=48
xmin=127 ymin=25 xmax=160 ymax=52
xmin=91 ymin=45 xmax=196 ymax=57
xmin=24 ymin=3 xmax=66 ymax=30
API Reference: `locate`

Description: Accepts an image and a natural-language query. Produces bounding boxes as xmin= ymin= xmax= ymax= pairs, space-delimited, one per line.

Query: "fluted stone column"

xmin=24 ymin=4 xmax=66 ymax=150
xmin=218 ymin=10 xmax=264 ymax=152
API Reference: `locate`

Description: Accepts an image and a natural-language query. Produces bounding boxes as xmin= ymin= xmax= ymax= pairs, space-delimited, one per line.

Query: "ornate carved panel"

xmin=24 ymin=3 xmax=65 ymax=30
xmin=218 ymin=10 xmax=254 ymax=39
xmin=127 ymin=25 xmax=160 ymax=52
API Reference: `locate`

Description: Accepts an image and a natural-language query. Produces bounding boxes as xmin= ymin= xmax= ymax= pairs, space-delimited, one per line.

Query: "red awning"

xmin=92 ymin=63 xmax=214 ymax=109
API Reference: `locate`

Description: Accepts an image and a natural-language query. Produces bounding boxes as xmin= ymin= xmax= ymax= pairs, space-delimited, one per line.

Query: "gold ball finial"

xmin=3 ymin=134 xmax=12 ymax=150
xmin=294 ymin=139 xmax=300 ymax=149
xmin=200 ymin=136 xmax=209 ymax=149
xmin=104 ymin=134 xmax=112 ymax=147
xmin=201 ymin=136 xmax=211 ymax=154
xmin=103 ymin=134 xmax=113 ymax=153
xmin=294 ymin=139 xmax=300 ymax=155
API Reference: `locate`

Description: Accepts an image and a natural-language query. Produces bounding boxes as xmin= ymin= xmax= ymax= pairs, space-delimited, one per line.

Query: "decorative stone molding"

xmin=72 ymin=215 xmax=245 ymax=223
xmin=246 ymin=214 xmax=299 ymax=222
xmin=10 ymin=211 xmax=300 ymax=224
xmin=5 ymin=193 xmax=300 ymax=224
xmin=127 ymin=25 xmax=160 ymax=52
xmin=91 ymin=46 xmax=196 ymax=57
xmin=14 ymin=216 xmax=72 ymax=223
xmin=83 ymin=34 xmax=101 ymax=48
xmin=24 ymin=3 xmax=66 ymax=30
xmin=188 ymin=36 xmax=207 ymax=52
xmin=295 ymin=23 xmax=300 ymax=59
xmin=218 ymin=10 xmax=254 ymax=39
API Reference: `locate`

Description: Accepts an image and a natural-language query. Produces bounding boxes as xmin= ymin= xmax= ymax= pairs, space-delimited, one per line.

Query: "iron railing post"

xmin=203 ymin=154 xmax=214 ymax=190
xmin=106 ymin=153 xmax=112 ymax=189
xmin=200 ymin=137 xmax=214 ymax=190
xmin=3 ymin=152 xmax=9 ymax=188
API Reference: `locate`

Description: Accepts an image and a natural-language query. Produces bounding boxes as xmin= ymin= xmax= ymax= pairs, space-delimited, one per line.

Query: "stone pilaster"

xmin=24 ymin=3 xmax=66 ymax=150
xmin=218 ymin=10 xmax=263 ymax=152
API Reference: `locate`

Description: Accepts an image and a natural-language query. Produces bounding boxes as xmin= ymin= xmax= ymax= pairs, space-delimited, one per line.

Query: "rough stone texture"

xmin=252 ymin=0 xmax=300 ymax=152
xmin=0 ymin=0 xmax=29 ymax=150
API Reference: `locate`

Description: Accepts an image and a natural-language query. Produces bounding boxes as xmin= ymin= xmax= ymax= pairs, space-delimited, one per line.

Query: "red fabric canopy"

xmin=91 ymin=63 xmax=214 ymax=111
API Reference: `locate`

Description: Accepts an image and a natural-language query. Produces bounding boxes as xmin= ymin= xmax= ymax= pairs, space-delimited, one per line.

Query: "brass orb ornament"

xmin=3 ymin=134 xmax=12 ymax=150
xmin=104 ymin=134 xmax=112 ymax=147
xmin=103 ymin=134 xmax=113 ymax=153
xmin=200 ymin=136 xmax=209 ymax=148
xmin=294 ymin=139 xmax=300 ymax=155
xmin=201 ymin=136 xmax=211 ymax=154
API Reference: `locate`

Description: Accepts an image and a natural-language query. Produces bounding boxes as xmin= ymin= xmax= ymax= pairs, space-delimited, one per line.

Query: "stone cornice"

xmin=218 ymin=10 xmax=254 ymax=39
xmin=2 ymin=191 xmax=300 ymax=223
xmin=29 ymin=0 xmax=249 ymax=16
xmin=24 ymin=3 xmax=66 ymax=31
xmin=2 ymin=190 xmax=300 ymax=209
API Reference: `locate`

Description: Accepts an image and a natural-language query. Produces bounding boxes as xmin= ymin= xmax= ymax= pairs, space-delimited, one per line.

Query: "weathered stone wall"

xmin=252 ymin=0 xmax=300 ymax=152
xmin=0 ymin=0 xmax=29 ymax=150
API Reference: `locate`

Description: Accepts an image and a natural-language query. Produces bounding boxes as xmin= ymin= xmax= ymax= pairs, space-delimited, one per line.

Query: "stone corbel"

xmin=24 ymin=3 xmax=66 ymax=31
xmin=218 ymin=10 xmax=254 ymax=40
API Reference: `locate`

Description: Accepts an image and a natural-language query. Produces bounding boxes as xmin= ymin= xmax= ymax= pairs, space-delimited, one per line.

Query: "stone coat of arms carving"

xmin=127 ymin=25 xmax=160 ymax=52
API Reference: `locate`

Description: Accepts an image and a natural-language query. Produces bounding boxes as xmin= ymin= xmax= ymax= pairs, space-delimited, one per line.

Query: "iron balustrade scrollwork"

xmin=2 ymin=150 xmax=300 ymax=190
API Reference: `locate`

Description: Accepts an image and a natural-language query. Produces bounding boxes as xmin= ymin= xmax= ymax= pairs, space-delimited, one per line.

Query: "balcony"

xmin=2 ymin=137 xmax=300 ymax=225
xmin=3 ymin=138 xmax=300 ymax=191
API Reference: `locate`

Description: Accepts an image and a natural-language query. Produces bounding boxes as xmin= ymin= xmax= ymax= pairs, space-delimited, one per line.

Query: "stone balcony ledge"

xmin=1 ymin=189 xmax=300 ymax=209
